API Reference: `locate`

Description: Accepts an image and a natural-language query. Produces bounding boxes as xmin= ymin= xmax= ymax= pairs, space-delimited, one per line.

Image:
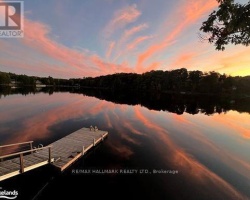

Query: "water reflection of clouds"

xmin=182 ymin=112 xmax=250 ymax=162
xmin=213 ymin=111 xmax=250 ymax=140
xmin=1 ymin=94 xmax=107 ymax=144
xmin=107 ymin=142 xmax=134 ymax=160
xmin=131 ymin=106 xmax=249 ymax=199
xmin=102 ymin=107 xmax=142 ymax=157
xmin=0 ymin=93 xmax=249 ymax=199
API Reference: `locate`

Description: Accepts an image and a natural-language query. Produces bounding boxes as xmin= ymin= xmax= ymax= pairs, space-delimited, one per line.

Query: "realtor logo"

xmin=0 ymin=187 xmax=18 ymax=199
xmin=0 ymin=1 xmax=24 ymax=38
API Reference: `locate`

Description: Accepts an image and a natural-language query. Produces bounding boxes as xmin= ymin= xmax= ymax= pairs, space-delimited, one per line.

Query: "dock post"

xmin=20 ymin=154 xmax=24 ymax=173
xmin=30 ymin=142 xmax=33 ymax=153
xmin=49 ymin=147 xmax=52 ymax=163
xmin=101 ymin=134 xmax=104 ymax=141
xmin=93 ymin=138 xmax=96 ymax=146
xmin=0 ymin=148 xmax=2 ymax=161
xmin=82 ymin=146 xmax=85 ymax=155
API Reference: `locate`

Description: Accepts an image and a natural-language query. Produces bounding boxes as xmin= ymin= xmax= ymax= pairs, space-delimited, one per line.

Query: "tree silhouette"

xmin=200 ymin=0 xmax=250 ymax=50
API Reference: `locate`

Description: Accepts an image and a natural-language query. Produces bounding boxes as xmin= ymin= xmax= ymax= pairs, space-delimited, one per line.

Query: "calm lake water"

xmin=0 ymin=87 xmax=250 ymax=200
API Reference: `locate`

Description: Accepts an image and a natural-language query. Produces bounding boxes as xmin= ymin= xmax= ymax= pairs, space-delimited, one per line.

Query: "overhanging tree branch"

xmin=200 ymin=0 xmax=250 ymax=50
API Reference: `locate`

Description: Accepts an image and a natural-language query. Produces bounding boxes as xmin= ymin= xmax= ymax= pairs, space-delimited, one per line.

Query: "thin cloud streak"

xmin=127 ymin=35 xmax=154 ymax=50
xmin=106 ymin=41 xmax=116 ymax=60
xmin=103 ymin=4 xmax=141 ymax=38
xmin=111 ymin=23 xmax=149 ymax=62
xmin=123 ymin=23 xmax=148 ymax=42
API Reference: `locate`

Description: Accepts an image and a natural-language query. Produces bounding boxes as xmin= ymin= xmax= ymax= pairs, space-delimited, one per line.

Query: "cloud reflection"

xmin=0 ymin=92 xmax=249 ymax=199
xmin=132 ymin=106 xmax=249 ymax=199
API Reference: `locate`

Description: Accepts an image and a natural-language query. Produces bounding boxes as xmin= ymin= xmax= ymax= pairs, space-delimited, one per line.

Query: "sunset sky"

xmin=0 ymin=0 xmax=250 ymax=78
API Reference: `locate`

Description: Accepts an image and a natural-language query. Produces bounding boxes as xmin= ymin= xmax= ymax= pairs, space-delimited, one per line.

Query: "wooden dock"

xmin=0 ymin=127 xmax=108 ymax=181
xmin=0 ymin=145 xmax=53 ymax=182
xmin=46 ymin=127 xmax=108 ymax=171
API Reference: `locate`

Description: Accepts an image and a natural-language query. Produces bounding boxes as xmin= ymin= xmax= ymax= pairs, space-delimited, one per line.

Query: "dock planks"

xmin=0 ymin=155 xmax=54 ymax=181
xmin=49 ymin=127 xmax=108 ymax=171
xmin=0 ymin=127 xmax=108 ymax=181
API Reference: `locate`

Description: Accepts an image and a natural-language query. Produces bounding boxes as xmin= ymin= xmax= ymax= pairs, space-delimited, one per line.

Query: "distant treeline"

xmin=80 ymin=69 xmax=250 ymax=94
xmin=0 ymin=71 xmax=79 ymax=86
xmin=1 ymin=68 xmax=250 ymax=94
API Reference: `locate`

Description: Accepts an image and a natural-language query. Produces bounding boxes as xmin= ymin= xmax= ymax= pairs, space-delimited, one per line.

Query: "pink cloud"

xmin=103 ymin=4 xmax=141 ymax=37
xmin=170 ymin=52 xmax=196 ymax=68
xmin=112 ymin=34 xmax=154 ymax=64
xmin=111 ymin=23 xmax=149 ymax=61
xmin=123 ymin=23 xmax=148 ymax=41
xmin=127 ymin=35 xmax=154 ymax=50
xmin=144 ymin=62 xmax=161 ymax=72
xmin=1 ymin=2 xmax=142 ymax=77
xmin=106 ymin=41 xmax=116 ymax=60
xmin=91 ymin=55 xmax=133 ymax=75
xmin=23 ymin=19 xmax=90 ymax=72
xmin=0 ymin=18 xmax=99 ymax=77
xmin=0 ymin=17 xmax=135 ymax=77
xmin=136 ymin=0 xmax=217 ymax=71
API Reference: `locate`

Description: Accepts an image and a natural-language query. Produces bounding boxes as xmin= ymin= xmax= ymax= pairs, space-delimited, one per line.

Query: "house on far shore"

xmin=10 ymin=79 xmax=16 ymax=85
xmin=36 ymin=80 xmax=46 ymax=87
xmin=232 ymin=86 xmax=237 ymax=91
xmin=10 ymin=79 xmax=21 ymax=86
